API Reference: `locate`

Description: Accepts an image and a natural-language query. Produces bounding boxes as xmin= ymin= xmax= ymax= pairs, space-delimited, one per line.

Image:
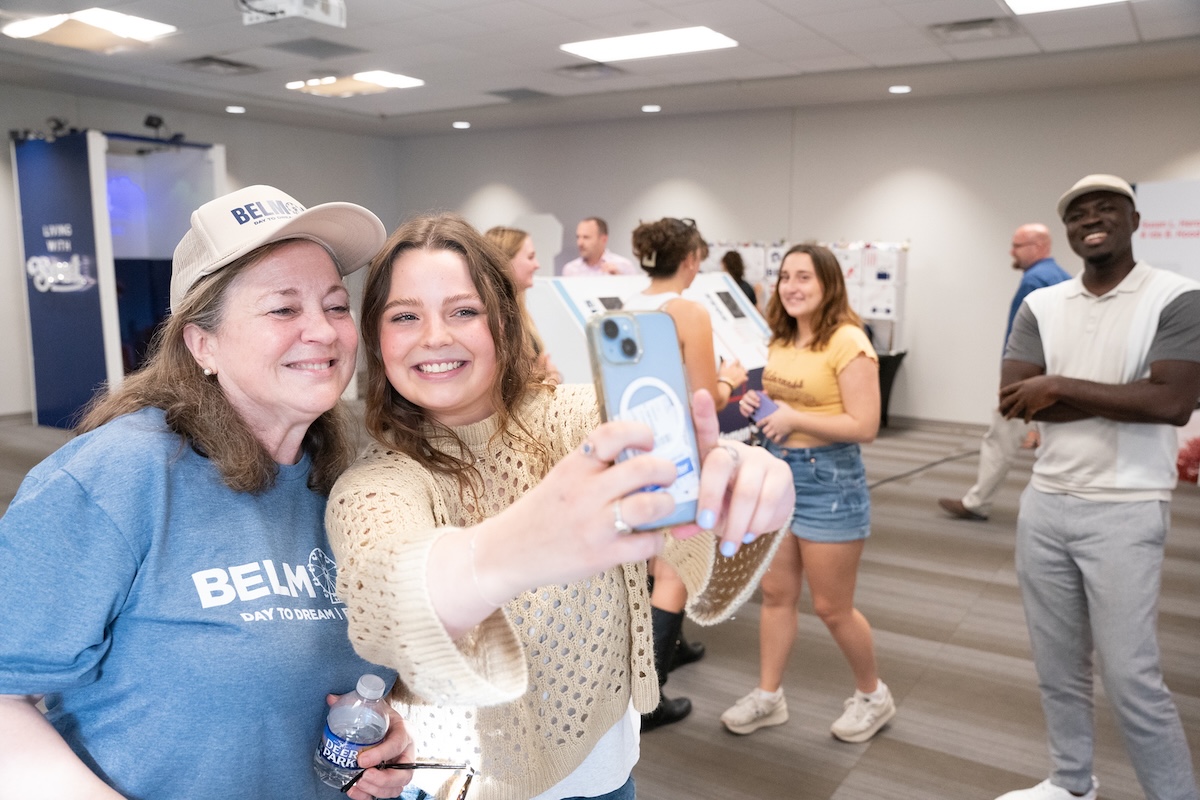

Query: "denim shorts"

xmin=765 ymin=440 xmax=870 ymax=542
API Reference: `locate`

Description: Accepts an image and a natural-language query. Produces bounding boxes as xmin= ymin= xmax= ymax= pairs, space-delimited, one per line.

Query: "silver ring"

xmin=612 ymin=500 xmax=633 ymax=534
xmin=580 ymin=439 xmax=601 ymax=459
xmin=719 ymin=443 xmax=741 ymax=467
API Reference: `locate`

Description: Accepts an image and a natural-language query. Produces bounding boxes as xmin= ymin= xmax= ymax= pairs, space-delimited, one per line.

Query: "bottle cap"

xmin=356 ymin=674 xmax=386 ymax=701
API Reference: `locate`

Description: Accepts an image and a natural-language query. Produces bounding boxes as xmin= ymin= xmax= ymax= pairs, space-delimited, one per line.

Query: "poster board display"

xmin=1134 ymin=178 xmax=1200 ymax=281
xmin=526 ymin=272 xmax=769 ymax=435
xmin=1133 ymin=178 xmax=1200 ymax=475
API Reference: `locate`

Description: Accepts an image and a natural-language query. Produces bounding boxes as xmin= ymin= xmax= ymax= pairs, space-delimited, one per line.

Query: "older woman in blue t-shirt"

xmin=0 ymin=186 xmax=417 ymax=800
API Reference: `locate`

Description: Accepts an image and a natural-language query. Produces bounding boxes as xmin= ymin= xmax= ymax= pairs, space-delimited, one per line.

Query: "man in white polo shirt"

xmin=993 ymin=174 xmax=1200 ymax=800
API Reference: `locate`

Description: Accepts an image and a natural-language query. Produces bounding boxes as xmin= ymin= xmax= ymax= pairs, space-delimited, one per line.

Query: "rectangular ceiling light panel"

xmin=2 ymin=7 xmax=175 ymax=53
xmin=560 ymin=26 xmax=737 ymax=63
xmin=1004 ymin=0 xmax=1125 ymax=13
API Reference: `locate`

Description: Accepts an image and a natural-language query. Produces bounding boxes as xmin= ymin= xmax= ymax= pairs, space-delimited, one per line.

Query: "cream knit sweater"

xmin=327 ymin=384 xmax=781 ymax=800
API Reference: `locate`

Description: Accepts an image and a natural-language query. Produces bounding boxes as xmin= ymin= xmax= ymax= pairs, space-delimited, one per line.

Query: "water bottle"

xmin=313 ymin=674 xmax=390 ymax=789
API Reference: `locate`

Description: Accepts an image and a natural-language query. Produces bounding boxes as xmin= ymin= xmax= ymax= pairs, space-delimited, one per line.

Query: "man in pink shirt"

xmin=561 ymin=217 xmax=637 ymax=277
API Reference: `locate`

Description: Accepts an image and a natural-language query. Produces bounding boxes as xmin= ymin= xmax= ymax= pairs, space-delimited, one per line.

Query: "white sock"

xmin=862 ymin=680 xmax=887 ymax=701
xmin=756 ymin=686 xmax=783 ymax=701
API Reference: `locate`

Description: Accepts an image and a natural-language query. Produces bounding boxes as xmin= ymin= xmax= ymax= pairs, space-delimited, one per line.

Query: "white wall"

xmin=789 ymin=79 xmax=1200 ymax=422
xmin=394 ymin=78 xmax=1200 ymax=424
xmin=3 ymin=77 xmax=1199 ymax=423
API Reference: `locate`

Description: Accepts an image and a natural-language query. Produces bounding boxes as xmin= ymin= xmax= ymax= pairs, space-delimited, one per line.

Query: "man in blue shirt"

xmin=939 ymin=223 xmax=1071 ymax=521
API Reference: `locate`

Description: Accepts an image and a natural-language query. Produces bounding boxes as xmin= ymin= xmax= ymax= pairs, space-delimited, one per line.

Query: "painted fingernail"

xmin=720 ymin=541 xmax=738 ymax=558
xmin=697 ymin=509 xmax=717 ymax=530
xmin=743 ymin=532 xmax=756 ymax=544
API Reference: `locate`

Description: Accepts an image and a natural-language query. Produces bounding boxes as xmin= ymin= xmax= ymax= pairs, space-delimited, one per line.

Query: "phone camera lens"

xmin=602 ymin=319 xmax=619 ymax=339
xmin=621 ymin=338 xmax=637 ymax=357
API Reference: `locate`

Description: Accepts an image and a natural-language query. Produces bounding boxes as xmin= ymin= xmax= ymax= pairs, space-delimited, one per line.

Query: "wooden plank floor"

xmin=2 ymin=414 xmax=1197 ymax=798
xmin=638 ymin=422 xmax=1200 ymax=800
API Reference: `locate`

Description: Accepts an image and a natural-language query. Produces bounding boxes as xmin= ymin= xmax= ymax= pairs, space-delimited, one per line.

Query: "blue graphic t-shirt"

xmin=0 ymin=407 xmax=395 ymax=799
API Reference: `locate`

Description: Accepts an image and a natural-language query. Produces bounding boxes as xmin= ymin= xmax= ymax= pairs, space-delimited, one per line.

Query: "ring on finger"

xmin=612 ymin=499 xmax=633 ymax=534
xmin=580 ymin=439 xmax=603 ymax=460
xmin=719 ymin=443 xmax=741 ymax=467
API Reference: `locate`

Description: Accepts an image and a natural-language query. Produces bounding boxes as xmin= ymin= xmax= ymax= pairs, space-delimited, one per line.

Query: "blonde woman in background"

xmin=485 ymin=225 xmax=561 ymax=383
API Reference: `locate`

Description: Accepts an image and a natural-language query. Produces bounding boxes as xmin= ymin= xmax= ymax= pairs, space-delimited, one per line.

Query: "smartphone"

xmin=586 ymin=311 xmax=701 ymax=529
xmin=749 ymin=393 xmax=779 ymax=424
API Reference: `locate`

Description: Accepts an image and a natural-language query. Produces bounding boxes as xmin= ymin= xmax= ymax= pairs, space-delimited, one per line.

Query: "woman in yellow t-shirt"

xmin=720 ymin=243 xmax=896 ymax=744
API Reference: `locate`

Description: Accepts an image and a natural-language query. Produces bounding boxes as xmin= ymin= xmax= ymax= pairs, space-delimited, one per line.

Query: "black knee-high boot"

xmin=671 ymin=628 xmax=706 ymax=671
xmin=641 ymin=607 xmax=692 ymax=731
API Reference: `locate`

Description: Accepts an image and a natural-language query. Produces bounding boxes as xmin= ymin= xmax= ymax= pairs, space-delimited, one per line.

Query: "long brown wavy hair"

xmin=361 ymin=213 xmax=550 ymax=489
xmin=77 ymin=239 xmax=357 ymax=495
xmin=766 ymin=243 xmax=864 ymax=351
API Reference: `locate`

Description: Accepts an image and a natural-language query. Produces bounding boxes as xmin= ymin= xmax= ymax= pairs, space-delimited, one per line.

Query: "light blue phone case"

xmin=586 ymin=310 xmax=701 ymax=529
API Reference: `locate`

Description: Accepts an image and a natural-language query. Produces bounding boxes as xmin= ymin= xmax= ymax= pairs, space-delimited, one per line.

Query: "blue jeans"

xmin=561 ymin=775 xmax=635 ymax=800
xmin=766 ymin=440 xmax=870 ymax=542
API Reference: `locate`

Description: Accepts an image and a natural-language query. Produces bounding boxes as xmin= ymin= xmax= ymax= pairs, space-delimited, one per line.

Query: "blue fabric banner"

xmin=15 ymin=132 xmax=108 ymax=428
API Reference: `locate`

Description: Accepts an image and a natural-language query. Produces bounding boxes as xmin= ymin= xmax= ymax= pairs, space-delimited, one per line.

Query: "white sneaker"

xmin=720 ymin=688 xmax=788 ymax=735
xmin=995 ymin=777 xmax=1098 ymax=800
xmin=830 ymin=683 xmax=896 ymax=743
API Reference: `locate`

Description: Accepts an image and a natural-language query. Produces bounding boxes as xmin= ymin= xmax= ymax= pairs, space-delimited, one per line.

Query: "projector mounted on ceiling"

xmin=240 ymin=0 xmax=346 ymax=29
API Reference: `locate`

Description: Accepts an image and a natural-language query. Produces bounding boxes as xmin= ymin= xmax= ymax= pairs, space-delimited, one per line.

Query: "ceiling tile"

xmin=889 ymin=0 xmax=1016 ymax=27
xmin=941 ymin=36 xmax=1042 ymax=59
xmin=1030 ymin=26 xmax=1141 ymax=50
xmin=0 ymin=0 xmax=1195 ymax=138
xmin=798 ymin=5 xmax=911 ymax=34
xmin=786 ymin=52 xmax=875 ymax=72
xmin=865 ymin=46 xmax=956 ymax=67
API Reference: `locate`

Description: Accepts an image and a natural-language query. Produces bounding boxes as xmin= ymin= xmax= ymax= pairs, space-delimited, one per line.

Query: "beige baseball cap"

xmin=1056 ymin=174 xmax=1136 ymax=220
xmin=170 ymin=184 xmax=386 ymax=311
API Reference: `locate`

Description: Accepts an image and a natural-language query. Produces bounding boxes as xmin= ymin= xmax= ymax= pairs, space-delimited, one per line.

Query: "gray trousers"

xmin=1016 ymin=487 xmax=1198 ymax=799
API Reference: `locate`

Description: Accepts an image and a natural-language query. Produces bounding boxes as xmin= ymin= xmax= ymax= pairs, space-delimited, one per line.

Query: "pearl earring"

xmin=203 ymin=368 xmax=213 ymax=376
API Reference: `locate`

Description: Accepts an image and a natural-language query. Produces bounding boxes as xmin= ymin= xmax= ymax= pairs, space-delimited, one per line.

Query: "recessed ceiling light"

xmin=889 ymin=85 xmax=912 ymax=94
xmin=1 ymin=7 xmax=175 ymax=53
xmin=452 ymin=121 xmax=471 ymax=130
xmin=642 ymin=104 xmax=662 ymax=113
xmin=225 ymin=106 xmax=246 ymax=114
xmin=286 ymin=71 xmax=423 ymax=98
xmin=1004 ymin=0 xmax=1123 ymax=13
xmin=561 ymin=26 xmax=737 ymax=63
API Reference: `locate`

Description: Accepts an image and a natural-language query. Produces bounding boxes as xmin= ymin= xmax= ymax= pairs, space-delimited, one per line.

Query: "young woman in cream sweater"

xmin=326 ymin=213 xmax=793 ymax=800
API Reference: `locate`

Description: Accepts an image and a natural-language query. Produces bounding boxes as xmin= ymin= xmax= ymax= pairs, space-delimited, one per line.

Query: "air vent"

xmin=488 ymin=88 xmax=554 ymax=102
xmin=555 ymin=62 xmax=625 ymax=81
xmin=178 ymin=56 xmax=261 ymax=75
xmin=927 ymin=17 xmax=1022 ymax=43
xmin=267 ymin=37 xmax=365 ymax=59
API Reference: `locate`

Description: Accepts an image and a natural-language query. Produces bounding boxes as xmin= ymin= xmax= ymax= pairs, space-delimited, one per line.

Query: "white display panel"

xmin=526 ymin=273 xmax=769 ymax=386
